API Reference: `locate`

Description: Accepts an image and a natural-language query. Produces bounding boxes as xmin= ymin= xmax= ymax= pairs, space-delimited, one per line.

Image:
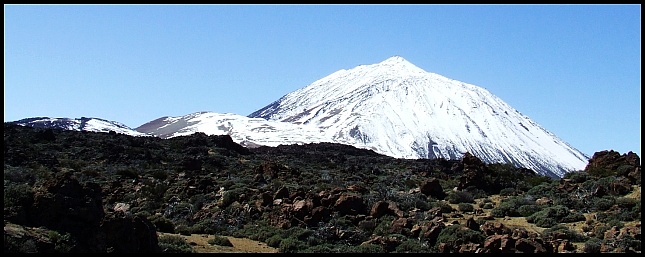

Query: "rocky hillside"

xmin=3 ymin=124 xmax=640 ymax=253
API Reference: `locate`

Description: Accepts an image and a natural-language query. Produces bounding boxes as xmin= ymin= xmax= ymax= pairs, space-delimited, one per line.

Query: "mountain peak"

xmin=381 ymin=55 xmax=407 ymax=64
xmin=369 ymin=55 xmax=427 ymax=75
xmin=248 ymin=57 xmax=589 ymax=178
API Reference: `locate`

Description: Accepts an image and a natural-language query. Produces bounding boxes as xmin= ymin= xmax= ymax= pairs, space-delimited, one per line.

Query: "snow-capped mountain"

xmin=249 ymin=56 xmax=589 ymax=178
xmin=7 ymin=56 xmax=590 ymax=178
xmin=135 ymin=112 xmax=331 ymax=148
xmin=7 ymin=117 xmax=149 ymax=137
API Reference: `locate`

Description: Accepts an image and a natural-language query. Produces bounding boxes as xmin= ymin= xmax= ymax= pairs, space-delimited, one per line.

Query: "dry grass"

xmin=626 ymin=185 xmax=641 ymax=199
xmin=447 ymin=195 xmax=546 ymax=234
xmin=157 ymin=232 xmax=278 ymax=253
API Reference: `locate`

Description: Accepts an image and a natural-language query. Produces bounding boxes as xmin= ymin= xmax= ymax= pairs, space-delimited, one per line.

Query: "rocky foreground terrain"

xmin=4 ymin=124 xmax=641 ymax=253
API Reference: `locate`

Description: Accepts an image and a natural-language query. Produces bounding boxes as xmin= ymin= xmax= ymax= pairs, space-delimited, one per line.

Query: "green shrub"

xmin=4 ymin=183 xmax=34 ymax=208
xmin=324 ymin=244 xmax=361 ymax=253
xmin=491 ymin=196 xmax=532 ymax=217
xmin=615 ymin=197 xmax=638 ymax=209
xmin=458 ymin=203 xmax=474 ymax=212
xmin=465 ymin=188 xmax=488 ymax=199
xmin=526 ymin=205 xmax=584 ymax=227
xmin=358 ymin=218 xmax=378 ymax=232
xmin=4 ymin=165 xmax=39 ymax=184
xmin=592 ymin=196 xmax=616 ymax=211
xmin=542 ymin=224 xmax=587 ymax=242
xmin=614 ymin=235 xmax=640 ymax=252
xmin=583 ymin=237 xmax=602 ymax=253
xmin=435 ymin=225 xmax=484 ymax=249
xmin=266 ymin=235 xmax=282 ymax=248
xmin=597 ymin=206 xmax=639 ymax=223
xmin=431 ymin=201 xmax=454 ymax=214
xmin=175 ymin=224 xmax=192 ymax=236
xmin=237 ymin=222 xmax=280 ymax=242
xmin=278 ymin=238 xmax=307 ymax=253
xmin=563 ymin=171 xmax=591 ymax=183
xmin=305 ymin=233 xmax=325 ymax=246
xmin=219 ymin=190 xmax=239 ymax=208
xmin=158 ymin=234 xmax=195 ymax=253
xmin=594 ymin=176 xmax=632 ymax=197
xmin=395 ymin=239 xmax=432 ymax=253
xmin=630 ymin=201 xmax=641 ymax=221
xmin=133 ymin=209 xmax=151 ymax=219
xmin=300 ymin=244 xmax=334 ymax=253
xmin=616 ymin=165 xmax=634 ymax=177
xmin=208 ymin=235 xmax=233 ymax=247
xmin=373 ymin=215 xmax=396 ymax=236
xmin=499 ymin=188 xmax=516 ymax=196
xmin=147 ymin=214 xmax=174 ymax=233
xmin=586 ymin=167 xmax=614 ymax=178
xmin=48 ymin=230 xmax=73 ymax=253
xmin=526 ymin=182 xmax=557 ymax=199
xmin=285 ymin=226 xmax=314 ymax=241
xmin=526 ymin=176 xmax=554 ymax=188
xmin=592 ymin=224 xmax=611 ymax=239
xmin=561 ymin=211 xmax=586 ymax=223
xmin=191 ymin=219 xmax=218 ymax=235
xmin=447 ymin=191 xmax=474 ymax=204
xmin=532 ymin=216 xmax=558 ymax=228
xmin=397 ymin=193 xmax=432 ymax=211
xmin=517 ymin=204 xmax=542 ymax=217
xmin=478 ymin=198 xmax=493 ymax=209
xmin=355 ymin=243 xmax=385 ymax=253
xmin=606 ymin=219 xmax=624 ymax=229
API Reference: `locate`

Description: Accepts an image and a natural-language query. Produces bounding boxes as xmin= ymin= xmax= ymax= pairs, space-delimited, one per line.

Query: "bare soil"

xmin=157 ymin=232 xmax=278 ymax=253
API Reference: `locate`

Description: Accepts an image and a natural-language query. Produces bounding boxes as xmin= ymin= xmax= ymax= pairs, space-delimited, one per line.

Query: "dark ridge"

xmin=248 ymin=98 xmax=283 ymax=119
xmin=134 ymin=116 xmax=170 ymax=132
xmin=250 ymin=141 xmax=385 ymax=158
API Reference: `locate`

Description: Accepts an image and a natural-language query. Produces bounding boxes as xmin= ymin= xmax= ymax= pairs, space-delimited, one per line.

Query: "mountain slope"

xmin=135 ymin=111 xmax=331 ymax=148
xmin=249 ymin=56 xmax=589 ymax=178
xmin=6 ymin=117 xmax=149 ymax=137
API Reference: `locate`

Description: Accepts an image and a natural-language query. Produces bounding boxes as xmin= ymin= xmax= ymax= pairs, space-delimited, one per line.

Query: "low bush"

xmin=499 ymin=188 xmax=516 ymax=196
xmin=526 ymin=205 xmax=585 ymax=227
xmin=431 ymin=201 xmax=454 ymax=214
xmin=158 ymin=234 xmax=194 ymax=253
xmin=395 ymin=239 xmax=432 ymax=253
xmin=147 ymin=214 xmax=174 ymax=233
xmin=491 ymin=196 xmax=532 ymax=217
xmin=175 ymin=224 xmax=192 ymax=236
xmin=435 ymin=225 xmax=485 ymax=249
xmin=458 ymin=203 xmax=474 ymax=212
xmin=278 ymin=238 xmax=307 ymax=253
xmin=266 ymin=235 xmax=282 ymax=248
xmin=207 ymin=235 xmax=233 ymax=247
xmin=447 ymin=191 xmax=474 ymax=204
xmin=583 ymin=237 xmax=602 ymax=253
xmin=542 ymin=224 xmax=587 ymax=242
xmin=592 ymin=196 xmax=616 ymax=212
xmin=4 ymin=183 xmax=34 ymax=208
xmin=517 ymin=204 xmax=542 ymax=217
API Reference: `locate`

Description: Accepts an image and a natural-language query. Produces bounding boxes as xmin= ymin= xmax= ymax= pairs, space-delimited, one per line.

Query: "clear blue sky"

xmin=4 ymin=4 xmax=641 ymax=158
